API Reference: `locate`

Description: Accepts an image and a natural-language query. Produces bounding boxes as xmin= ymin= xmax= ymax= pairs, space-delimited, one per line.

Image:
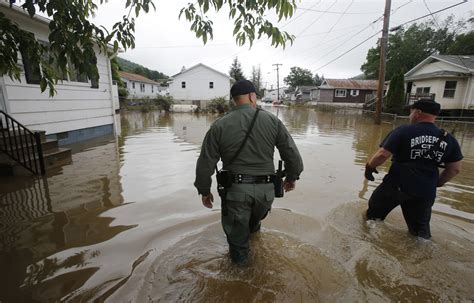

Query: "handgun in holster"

xmin=215 ymin=169 xmax=233 ymax=216
xmin=273 ymin=160 xmax=286 ymax=198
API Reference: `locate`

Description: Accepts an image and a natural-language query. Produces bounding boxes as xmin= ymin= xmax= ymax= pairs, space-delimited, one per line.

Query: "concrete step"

xmin=0 ymin=138 xmax=58 ymax=154
xmin=0 ymin=129 xmax=46 ymax=143
xmin=43 ymin=147 xmax=72 ymax=169
xmin=0 ymin=146 xmax=72 ymax=176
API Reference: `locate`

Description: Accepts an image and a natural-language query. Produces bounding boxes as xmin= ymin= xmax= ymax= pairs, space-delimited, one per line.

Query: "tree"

xmin=361 ymin=17 xmax=467 ymax=80
xmin=284 ymin=67 xmax=315 ymax=88
xmin=313 ymin=73 xmax=324 ymax=86
xmin=229 ymin=57 xmax=246 ymax=81
xmin=250 ymin=65 xmax=263 ymax=96
xmin=447 ymin=31 xmax=474 ymax=55
xmin=384 ymin=71 xmax=405 ymax=115
xmin=1 ymin=0 xmax=297 ymax=95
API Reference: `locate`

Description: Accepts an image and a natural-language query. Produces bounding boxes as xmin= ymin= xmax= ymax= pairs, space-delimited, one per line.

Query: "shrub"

xmin=154 ymin=95 xmax=174 ymax=112
xmin=207 ymin=97 xmax=230 ymax=114
xmin=384 ymin=71 xmax=405 ymax=115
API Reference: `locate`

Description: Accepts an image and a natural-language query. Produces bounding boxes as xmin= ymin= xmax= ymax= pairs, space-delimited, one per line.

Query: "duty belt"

xmin=233 ymin=174 xmax=273 ymax=184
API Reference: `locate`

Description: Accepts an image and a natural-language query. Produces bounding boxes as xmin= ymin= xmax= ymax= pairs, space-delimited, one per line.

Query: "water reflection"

xmin=0 ymin=136 xmax=131 ymax=302
xmin=0 ymin=108 xmax=473 ymax=302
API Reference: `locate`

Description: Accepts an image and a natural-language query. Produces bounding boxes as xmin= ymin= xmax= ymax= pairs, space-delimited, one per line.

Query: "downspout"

xmin=460 ymin=74 xmax=472 ymax=116
xmin=106 ymin=54 xmax=118 ymax=136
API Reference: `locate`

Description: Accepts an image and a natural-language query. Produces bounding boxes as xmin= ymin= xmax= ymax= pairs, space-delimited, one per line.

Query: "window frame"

xmin=209 ymin=81 xmax=214 ymax=89
xmin=443 ymin=81 xmax=457 ymax=98
xmin=335 ymin=89 xmax=347 ymax=98
xmin=182 ymin=81 xmax=186 ymax=88
xmin=350 ymin=89 xmax=359 ymax=97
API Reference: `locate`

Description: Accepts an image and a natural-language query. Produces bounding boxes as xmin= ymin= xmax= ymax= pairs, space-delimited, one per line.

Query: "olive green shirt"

xmin=194 ymin=104 xmax=303 ymax=195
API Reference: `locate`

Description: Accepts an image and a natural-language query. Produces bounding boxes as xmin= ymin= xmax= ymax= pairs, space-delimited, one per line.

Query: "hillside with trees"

xmin=116 ymin=57 xmax=168 ymax=81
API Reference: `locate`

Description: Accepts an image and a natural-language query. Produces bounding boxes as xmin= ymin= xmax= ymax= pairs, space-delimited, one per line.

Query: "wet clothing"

xmin=367 ymin=122 xmax=463 ymax=238
xmin=194 ymin=104 xmax=303 ymax=262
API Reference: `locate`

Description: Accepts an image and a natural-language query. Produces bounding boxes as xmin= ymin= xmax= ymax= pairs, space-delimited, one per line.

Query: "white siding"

xmin=410 ymin=78 xmax=468 ymax=110
xmin=1 ymin=6 xmax=116 ymax=135
xmin=411 ymin=60 xmax=467 ymax=76
xmin=121 ymin=78 xmax=159 ymax=99
xmin=169 ymin=65 xmax=230 ymax=101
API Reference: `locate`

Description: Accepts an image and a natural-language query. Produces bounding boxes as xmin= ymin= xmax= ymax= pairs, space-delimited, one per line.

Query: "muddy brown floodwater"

xmin=1 ymin=106 xmax=473 ymax=302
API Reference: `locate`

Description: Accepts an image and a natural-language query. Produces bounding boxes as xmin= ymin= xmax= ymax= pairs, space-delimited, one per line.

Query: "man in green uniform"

xmin=194 ymin=80 xmax=304 ymax=265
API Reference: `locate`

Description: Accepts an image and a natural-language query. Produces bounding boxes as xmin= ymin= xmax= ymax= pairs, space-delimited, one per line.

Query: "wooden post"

xmin=375 ymin=0 xmax=392 ymax=124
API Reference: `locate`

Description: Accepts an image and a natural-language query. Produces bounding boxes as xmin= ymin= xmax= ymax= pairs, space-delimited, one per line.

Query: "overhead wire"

xmin=422 ymin=0 xmax=442 ymax=29
xmin=310 ymin=0 xmax=468 ymax=74
xmin=312 ymin=30 xmax=382 ymax=72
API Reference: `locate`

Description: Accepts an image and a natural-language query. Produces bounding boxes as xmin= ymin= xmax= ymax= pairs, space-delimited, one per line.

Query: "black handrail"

xmin=0 ymin=110 xmax=46 ymax=175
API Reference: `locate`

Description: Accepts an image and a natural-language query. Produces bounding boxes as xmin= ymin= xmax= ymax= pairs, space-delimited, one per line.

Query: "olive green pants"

xmin=222 ymin=183 xmax=275 ymax=261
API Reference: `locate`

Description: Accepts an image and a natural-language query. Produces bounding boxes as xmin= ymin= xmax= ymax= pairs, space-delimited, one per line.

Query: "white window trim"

xmin=350 ymin=89 xmax=359 ymax=97
xmin=335 ymin=89 xmax=347 ymax=98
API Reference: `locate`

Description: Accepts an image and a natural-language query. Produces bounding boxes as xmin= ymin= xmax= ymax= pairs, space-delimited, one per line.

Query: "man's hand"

xmin=283 ymin=179 xmax=295 ymax=192
xmin=364 ymin=163 xmax=378 ymax=181
xmin=202 ymin=193 xmax=214 ymax=208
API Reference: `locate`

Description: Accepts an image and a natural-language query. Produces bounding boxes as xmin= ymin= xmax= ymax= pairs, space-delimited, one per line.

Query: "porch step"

xmin=0 ymin=138 xmax=58 ymax=153
xmin=43 ymin=147 xmax=72 ymax=169
xmin=0 ymin=129 xmax=46 ymax=143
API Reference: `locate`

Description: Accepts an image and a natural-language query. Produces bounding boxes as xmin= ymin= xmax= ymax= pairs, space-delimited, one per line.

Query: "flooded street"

xmin=1 ymin=107 xmax=473 ymax=302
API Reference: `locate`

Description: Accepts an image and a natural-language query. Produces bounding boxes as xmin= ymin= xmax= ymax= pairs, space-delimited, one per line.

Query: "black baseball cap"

xmin=410 ymin=99 xmax=441 ymax=115
xmin=231 ymin=80 xmax=257 ymax=97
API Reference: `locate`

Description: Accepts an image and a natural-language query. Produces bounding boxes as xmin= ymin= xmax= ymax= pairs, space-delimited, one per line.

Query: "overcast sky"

xmin=93 ymin=0 xmax=473 ymax=88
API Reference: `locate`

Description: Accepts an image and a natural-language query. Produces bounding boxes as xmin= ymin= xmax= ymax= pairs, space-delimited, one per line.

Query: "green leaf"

xmin=40 ymin=78 xmax=47 ymax=92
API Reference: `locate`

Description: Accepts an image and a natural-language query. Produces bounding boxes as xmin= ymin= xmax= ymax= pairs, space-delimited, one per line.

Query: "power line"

xmin=389 ymin=0 xmax=468 ymax=31
xmin=295 ymin=0 xmax=339 ymax=37
xmin=313 ymin=30 xmax=382 ymax=72
xmin=133 ymin=43 xmax=231 ymax=49
xmin=309 ymin=0 xmax=465 ymax=73
xmin=289 ymin=0 xmax=411 ymax=66
xmin=422 ymin=0 xmax=442 ymax=29
xmin=297 ymin=7 xmax=378 ymax=15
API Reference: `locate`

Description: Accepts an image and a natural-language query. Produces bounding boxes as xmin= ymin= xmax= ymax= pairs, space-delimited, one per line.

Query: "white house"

xmin=404 ymin=54 xmax=474 ymax=111
xmin=0 ymin=3 xmax=120 ymax=145
xmin=119 ymin=71 xmax=168 ymax=99
xmin=263 ymin=87 xmax=289 ymax=102
xmin=168 ymin=63 xmax=232 ymax=107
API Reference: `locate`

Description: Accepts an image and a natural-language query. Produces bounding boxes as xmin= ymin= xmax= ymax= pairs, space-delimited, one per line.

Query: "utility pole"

xmin=375 ymin=0 xmax=392 ymax=125
xmin=273 ymin=63 xmax=282 ymax=103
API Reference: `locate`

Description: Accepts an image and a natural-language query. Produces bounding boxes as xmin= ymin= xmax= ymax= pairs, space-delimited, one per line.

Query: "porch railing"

xmin=0 ymin=110 xmax=45 ymax=175
xmin=405 ymin=93 xmax=436 ymax=105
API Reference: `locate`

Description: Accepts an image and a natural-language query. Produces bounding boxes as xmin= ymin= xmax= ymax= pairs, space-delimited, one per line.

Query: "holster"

xmin=216 ymin=169 xmax=233 ymax=189
xmin=216 ymin=169 xmax=233 ymax=216
xmin=272 ymin=174 xmax=285 ymax=198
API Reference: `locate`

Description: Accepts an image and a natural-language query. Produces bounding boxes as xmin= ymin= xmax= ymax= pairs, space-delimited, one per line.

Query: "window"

xmin=124 ymin=82 xmax=127 ymax=88
xmin=443 ymin=81 xmax=457 ymax=98
xmin=335 ymin=89 xmax=347 ymax=97
xmin=140 ymin=83 xmax=145 ymax=92
xmin=209 ymin=82 xmax=214 ymax=89
xmin=19 ymin=44 xmax=41 ymax=84
xmin=416 ymin=87 xmax=430 ymax=94
xmin=132 ymin=82 xmax=135 ymax=89
xmin=152 ymin=85 xmax=154 ymax=93
xmin=67 ymin=59 xmax=88 ymax=83
xmin=89 ymin=56 xmax=99 ymax=88
xmin=350 ymin=89 xmax=359 ymax=96
xmin=39 ymin=41 xmax=68 ymax=81
xmin=182 ymin=81 xmax=186 ymax=88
